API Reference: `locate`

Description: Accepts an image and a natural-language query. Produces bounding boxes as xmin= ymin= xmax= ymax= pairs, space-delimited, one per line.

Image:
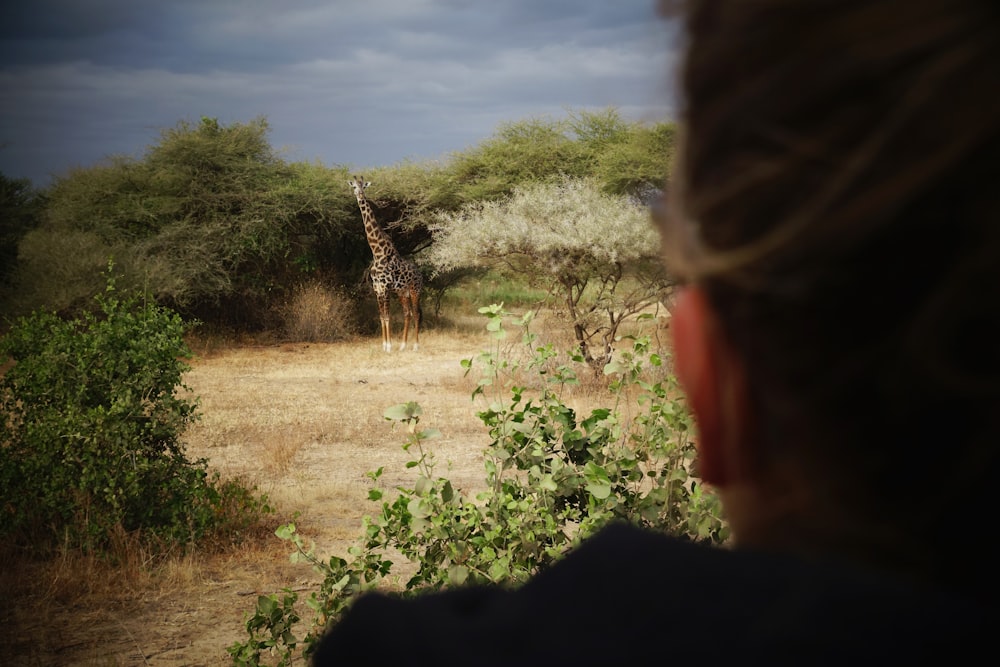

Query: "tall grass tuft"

xmin=282 ymin=281 xmax=358 ymax=342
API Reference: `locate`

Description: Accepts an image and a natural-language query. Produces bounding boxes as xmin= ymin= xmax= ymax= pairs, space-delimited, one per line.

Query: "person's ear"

xmin=671 ymin=286 xmax=755 ymax=488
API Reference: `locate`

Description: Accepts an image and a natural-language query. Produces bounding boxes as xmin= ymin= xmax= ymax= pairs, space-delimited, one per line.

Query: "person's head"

xmin=659 ymin=0 xmax=1000 ymax=594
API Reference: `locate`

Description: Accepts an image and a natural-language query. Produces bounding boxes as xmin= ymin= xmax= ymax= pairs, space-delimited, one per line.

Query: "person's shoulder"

xmin=546 ymin=523 xmax=989 ymax=658
xmin=311 ymin=523 xmax=989 ymax=666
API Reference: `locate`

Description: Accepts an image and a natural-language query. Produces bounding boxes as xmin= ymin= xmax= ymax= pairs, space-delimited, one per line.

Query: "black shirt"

xmin=312 ymin=523 xmax=988 ymax=665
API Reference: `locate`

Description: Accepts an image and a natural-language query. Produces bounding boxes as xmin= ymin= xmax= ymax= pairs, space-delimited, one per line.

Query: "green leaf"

xmin=257 ymin=595 xmax=277 ymax=615
xmin=383 ymin=402 xmax=422 ymax=422
xmin=407 ymin=498 xmax=431 ymax=518
xmin=538 ymin=474 xmax=558 ymax=492
xmin=488 ymin=558 xmax=510 ymax=582
xmin=367 ymin=489 xmax=383 ymax=501
xmin=275 ymin=523 xmax=295 ymax=540
xmin=448 ymin=565 xmax=469 ymax=586
xmin=669 ymin=468 xmax=688 ymax=482
xmin=414 ymin=476 xmax=431 ymax=495
xmin=583 ymin=461 xmax=611 ymax=483
xmin=603 ymin=360 xmax=626 ymax=376
xmin=586 ymin=481 xmax=612 ymax=500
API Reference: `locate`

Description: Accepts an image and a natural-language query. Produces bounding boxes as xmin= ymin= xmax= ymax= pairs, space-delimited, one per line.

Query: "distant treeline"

xmin=0 ymin=109 xmax=676 ymax=331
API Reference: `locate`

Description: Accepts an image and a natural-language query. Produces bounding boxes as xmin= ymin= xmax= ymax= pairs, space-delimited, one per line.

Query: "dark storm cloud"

xmin=0 ymin=0 xmax=678 ymax=185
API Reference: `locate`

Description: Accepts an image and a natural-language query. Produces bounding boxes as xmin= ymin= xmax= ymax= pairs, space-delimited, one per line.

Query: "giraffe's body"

xmin=349 ymin=176 xmax=422 ymax=352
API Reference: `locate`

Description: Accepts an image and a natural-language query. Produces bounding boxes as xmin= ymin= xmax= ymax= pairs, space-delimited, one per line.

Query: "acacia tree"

xmin=11 ymin=117 xmax=365 ymax=326
xmin=429 ymin=178 xmax=673 ymax=370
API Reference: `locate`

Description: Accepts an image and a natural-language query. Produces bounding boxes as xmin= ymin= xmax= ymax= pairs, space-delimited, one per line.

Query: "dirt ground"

xmin=5 ymin=327 xmax=509 ymax=666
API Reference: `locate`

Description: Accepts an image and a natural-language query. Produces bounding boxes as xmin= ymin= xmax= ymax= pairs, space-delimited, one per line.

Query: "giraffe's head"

xmin=348 ymin=176 xmax=371 ymax=199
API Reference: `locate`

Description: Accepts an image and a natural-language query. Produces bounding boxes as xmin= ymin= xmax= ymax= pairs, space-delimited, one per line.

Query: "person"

xmin=313 ymin=1 xmax=998 ymax=663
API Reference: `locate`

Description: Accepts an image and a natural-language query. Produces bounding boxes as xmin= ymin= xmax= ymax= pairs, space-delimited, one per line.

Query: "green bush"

xmin=229 ymin=305 xmax=725 ymax=666
xmin=0 ymin=269 xmax=270 ymax=552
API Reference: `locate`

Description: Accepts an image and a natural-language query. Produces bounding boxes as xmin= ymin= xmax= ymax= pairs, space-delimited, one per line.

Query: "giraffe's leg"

xmin=397 ymin=289 xmax=421 ymax=351
xmin=377 ymin=292 xmax=391 ymax=352
xmin=398 ymin=292 xmax=411 ymax=351
xmin=410 ymin=290 xmax=421 ymax=352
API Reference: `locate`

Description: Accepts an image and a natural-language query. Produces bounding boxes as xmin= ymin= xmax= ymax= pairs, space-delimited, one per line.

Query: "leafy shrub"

xmin=281 ymin=280 xmax=358 ymax=342
xmin=229 ymin=305 xmax=725 ymax=665
xmin=0 ymin=269 xmax=271 ymax=552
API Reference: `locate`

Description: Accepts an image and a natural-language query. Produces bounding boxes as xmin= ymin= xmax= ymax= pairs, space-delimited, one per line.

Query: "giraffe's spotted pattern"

xmin=349 ymin=176 xmax=422 ymax=352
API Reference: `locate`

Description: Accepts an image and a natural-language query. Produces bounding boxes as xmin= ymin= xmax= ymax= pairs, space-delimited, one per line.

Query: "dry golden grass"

xmin=4 ymin=310 xmax=671 ymax=665
xmin=280 ymin=281 xmax=358 ymax=342
xmin=4 ymin=319 xmax=495 ymax=665
xmin=2 ymin=535 xmax=303 ymax=666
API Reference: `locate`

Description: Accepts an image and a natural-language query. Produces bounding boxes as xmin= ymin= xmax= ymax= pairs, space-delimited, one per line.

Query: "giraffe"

xmin=348 ymin=176 xmax=422 ymax=352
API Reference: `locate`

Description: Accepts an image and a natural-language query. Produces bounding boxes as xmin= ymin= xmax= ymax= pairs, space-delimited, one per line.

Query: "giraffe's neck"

xmin=355 ymin=195 xmax=398 ymax=262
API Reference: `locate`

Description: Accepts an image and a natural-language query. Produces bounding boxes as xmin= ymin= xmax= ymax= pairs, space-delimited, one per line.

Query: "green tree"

xmin=15 ymin=117 xmax=363 ymax=326
xmin=0 ymin=172 xmax=43 ymax=288
xmin=127 ymin=116 xmax=295 ymax=322
xmin=569 ymin=107 xmax=631 ymax=151
xmin=596 ymin=121 xmax=678 ymax=196
xmin=428 ymin=178 xmax=673 ymax=370
xmin=447 ymin=117 xmax=589 ymax=202
xmin=12 ymin=156 xmax=160 ymax=317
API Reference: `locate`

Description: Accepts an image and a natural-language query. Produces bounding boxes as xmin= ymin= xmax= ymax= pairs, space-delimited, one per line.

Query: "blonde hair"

xmin=661 ymin=0 xmax=1000 ymax=595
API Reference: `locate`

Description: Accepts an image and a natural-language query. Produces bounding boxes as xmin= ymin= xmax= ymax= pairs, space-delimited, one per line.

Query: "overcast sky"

xmin=0 ymin=0 xmax=680 ymax=187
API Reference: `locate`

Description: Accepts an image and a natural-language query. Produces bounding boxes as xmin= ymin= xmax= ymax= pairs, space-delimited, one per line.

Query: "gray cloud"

xmin=0 ymin=0 xmax=679 ymax=185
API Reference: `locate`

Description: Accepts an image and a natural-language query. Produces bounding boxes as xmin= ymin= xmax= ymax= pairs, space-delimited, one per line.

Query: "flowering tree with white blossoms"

xmin=428 ymin=178 xmax=674 ymax=370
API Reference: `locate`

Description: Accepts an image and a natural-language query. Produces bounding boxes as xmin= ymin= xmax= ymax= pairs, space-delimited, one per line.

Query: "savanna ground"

xmin=3 ymin=308 xmax=666 ymax=666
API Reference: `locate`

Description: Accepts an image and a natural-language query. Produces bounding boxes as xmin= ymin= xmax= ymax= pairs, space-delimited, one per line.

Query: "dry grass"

xmin=281 ymin=281 xmax=358 ymax=342
xmin=2 ymin=536 xmax=299 ymax=666
xmin=4 ymin=310 xmax=671 ymax=665
xmin=5 ymin=318 xmax=495 ymax=665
